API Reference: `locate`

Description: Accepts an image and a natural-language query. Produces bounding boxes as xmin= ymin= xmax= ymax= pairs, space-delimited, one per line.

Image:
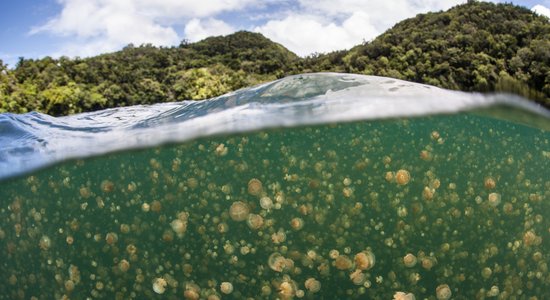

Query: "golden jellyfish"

xmin=403 ymin=253 xmax=417 ymax=268
xmin=354 ymin=251 xmax=375 ymax=270
xmin=385 ymin=171 xmax=395 ymax=182
xmin=421 ymin=257 xmax=436 ymax=270
xmin=335 ymin=255 xmax=353 ymax=270
xmin=481 ymin=267 xmax=492 ymax=279
xmin=420 ymin=150 xmax=432 ymax=161
xmin=523 ymin=230 xmax=538 ymax=246
xmin=105 ymin=232 xmax=118 ymax=245
xmin=484 ymin=177 xmax=496 ymax=189
xmin=229 ymin=201 xmax=250 ymax=222
xmin=247 ymin=178 xmax=263 ymax=196
xmin=278 ymin=280 xmax=295 ymax=299
xmin=396 ymin=169 xmax=411 ymax=185
xmin=329 ymin=249 xmax=340 ymax=259
xmin=304 ymin=278 xmax=321 ymax=293
xmin=436 ymin=284 xmax=452 ymax=300
xmin=39 ymin=235 xmax=51 ymax=251
xmin=220 ymin=282 xmax=233 ymax=294
xmin=153 ymin=277 xmax=167 ymax=294
xmin=260 ymin=196 xmax=273 ymax=210
xmin=349 ymin=269 xmax=366 ymax=285
xmin=118 ymin=259 xmax=130 ymax=273
xmin=171 ymin=219 xmax=188 ymax=238
xmin=268 ymin=252 xmax=287 ymax=272
xmin=100 ymin=180 xmax=114 ymax=193
xmin=488 ymin=193 xmax=501 ymax=207
xmin=151 ymin=200 xmax=162 ymax=213
xmin=393 ymin=291 xmax=416 ymax=300
xmin=290 ymin=217 xmax=304 ymax=230
xmin=64 ymin=279 xmax=75 ymax=292
xmin=247 ymin=214 xmax=264 ymax=230
xmin=271 ymin=230 xmax=286 ymax=244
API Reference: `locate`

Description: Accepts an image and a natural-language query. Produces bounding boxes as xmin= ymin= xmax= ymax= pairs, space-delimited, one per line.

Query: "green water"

xmin=1 ymin=113 xmax=548 ymax=299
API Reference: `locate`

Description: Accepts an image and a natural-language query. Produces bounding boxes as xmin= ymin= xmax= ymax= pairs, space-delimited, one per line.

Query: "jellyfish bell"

xmin=403 ymin=253 xmax=417 ymax=268
xmin=220 ymin=282 xmax=233 ymax=294
xmin=395 ymin=170 xmax=411 ymax=185
xmin=354 ymin=251 xmax=375 ymax=270
xmin=229 ymin=201 xmax=250 ymax=222
xmin=436 ymin=284 xmax=452 ymax=300
xmin=153 ymin=277 xmax=167 ymax=294
xmin=304 ymin=278 xmax=321 ymax=293
xmin=394 ymin=291 xmax=416 ymax=300
xmin=248 ymin=178 xmax=263 ymax=196
xmin=247 ymin=214 xmax=264 ymax=230
xmin=268 ymin=252 xmax=286 ymax=272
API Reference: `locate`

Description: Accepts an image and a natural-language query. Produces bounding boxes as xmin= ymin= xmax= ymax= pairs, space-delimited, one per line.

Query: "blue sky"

xmin=1 ymin=0 xmax=549 ymax=68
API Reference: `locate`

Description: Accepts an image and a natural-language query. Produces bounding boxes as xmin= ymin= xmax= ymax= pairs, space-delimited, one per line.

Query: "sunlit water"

xmin=0 ymin=73 xmax=548 ymax=299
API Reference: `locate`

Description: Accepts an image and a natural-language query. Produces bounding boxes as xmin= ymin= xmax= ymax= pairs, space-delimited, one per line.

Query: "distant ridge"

xmin=1 ymin=2 xmax=548 ymax=116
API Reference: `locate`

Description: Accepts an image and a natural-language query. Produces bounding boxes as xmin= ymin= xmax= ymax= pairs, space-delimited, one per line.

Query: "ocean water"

xmin=0 ymin=73 xmax=548 ymax=299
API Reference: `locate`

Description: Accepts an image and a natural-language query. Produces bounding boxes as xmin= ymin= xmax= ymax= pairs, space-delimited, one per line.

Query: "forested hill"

xmin=0 ymin=2 xmax=548 ymax=116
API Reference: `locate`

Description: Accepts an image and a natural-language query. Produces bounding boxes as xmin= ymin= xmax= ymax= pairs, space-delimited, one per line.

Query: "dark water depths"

xmin=0 ymin=74 xmax=549 ymax=299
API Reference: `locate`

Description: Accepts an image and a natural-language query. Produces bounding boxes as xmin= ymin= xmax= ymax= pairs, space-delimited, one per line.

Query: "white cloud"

xmin=256 ymin=0 xmax=465 ymax=56
xmin=532 ymin=4 xmax=550 ymax=18
xmin=184 ymin=18 xmax=235 ymax=42
xmin=29 ymin=0 xmax=254 ymax=58
xmin=255 ymin=12 xmax=378 ymax=56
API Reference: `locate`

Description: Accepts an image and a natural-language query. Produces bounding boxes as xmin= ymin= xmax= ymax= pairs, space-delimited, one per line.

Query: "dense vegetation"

xmin=0 ymin=2 xmax=548 ymax=116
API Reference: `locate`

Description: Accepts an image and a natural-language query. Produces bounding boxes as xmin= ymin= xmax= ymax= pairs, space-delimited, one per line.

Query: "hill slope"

xmin=307 ymin=2 xmax=550 ymax=104
xmin=0 ymin=2 xmax=548 ymax=116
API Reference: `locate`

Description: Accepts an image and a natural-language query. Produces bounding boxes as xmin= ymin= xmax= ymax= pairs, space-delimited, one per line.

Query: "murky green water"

xmin=0 ymin=113 xmax=548 ymax=299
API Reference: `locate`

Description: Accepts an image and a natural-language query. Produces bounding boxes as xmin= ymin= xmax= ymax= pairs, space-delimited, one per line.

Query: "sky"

xmin=1 ymin=0 xmax=549 ymax=68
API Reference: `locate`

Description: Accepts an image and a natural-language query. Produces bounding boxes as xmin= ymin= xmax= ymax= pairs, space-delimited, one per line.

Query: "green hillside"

xmin=0 ymin=2 xmax=548 ymax=116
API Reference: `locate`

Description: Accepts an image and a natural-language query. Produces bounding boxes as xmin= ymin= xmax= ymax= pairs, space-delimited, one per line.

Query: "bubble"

xmin=229 ymin=201 xmax=250 ymax=222
xmin=248 ymin=178 xmax=263 ymax=196
xmin=153 ymin=277 xmax=167 ymax=294
xmin=436 ymin=284 xmax=451 ymax=300
xmin=220 ymin=282 xmax=233 ymax=294
xmin=396 ymin=169 xmax=410 ymax=185
xmin=403 ymin=253 xmax=417 ymax=268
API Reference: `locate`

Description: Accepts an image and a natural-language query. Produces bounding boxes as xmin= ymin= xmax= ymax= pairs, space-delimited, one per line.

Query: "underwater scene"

xmin=0 ymin=74 xmax=548 ymax=299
